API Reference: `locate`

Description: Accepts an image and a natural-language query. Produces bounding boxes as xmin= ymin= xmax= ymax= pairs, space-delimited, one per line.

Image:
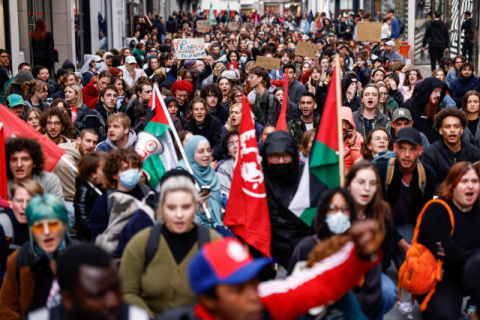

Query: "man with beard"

xmin=40 ymin=107 xmax=73 ymax=145
xmin=287 ymin=92 xmax=320 ymax=148
xmin=352 ymin=84 xmax=391 ymax=139
xmin=422 ymin=108 xmax=480 ymax=185
xmin=374 ymin=127 xmax=437 ymax=270
xmin=210 ymin=43 xmax=223 ymax=61
xmin=403 ymin=77 xmax=448 ymax=143
xmin=96 ymin=113 xmax=138 ymax=152
xmin=261 ymin=131 xmax=310 ymax=268
xmin=446 ymin=55 xmax=466 ymax=87
xmin=450 ymin=62 xmax=480 ymax=107
xmin=85 ymin=85 xmax=119 ymax=140
xmin=200 ymin=84 xmax=229 ymax=126
xmin=53 ymin=128 xmax=99 ymax=229
xmin=24 ymin=244 xmax=149 ymax=320
xmin=342 ymin=107 xmax=363 ymax=174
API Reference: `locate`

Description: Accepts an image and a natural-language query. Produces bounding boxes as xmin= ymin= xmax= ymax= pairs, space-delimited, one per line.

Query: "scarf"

xmin=176 ymin=135 xmax=223 ymax=228
xmin=133 ymin=48 xmax=146 ymax=59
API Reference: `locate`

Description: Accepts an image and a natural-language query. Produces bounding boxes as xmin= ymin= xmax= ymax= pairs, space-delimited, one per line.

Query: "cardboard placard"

xmin=356 ymin=22 xmax=382 ymax=43
xmin=256 ymin=56 xmax=281 ymax=70
xmin=173 ymin=38 xmax=206 ymax=60
xmin=228 ymin=22 xmax=239 ymax=31
xmin=295 ymin=41 xmax=319 ymax=59
xmin=197 ymin=20 xmax=211 ymax=33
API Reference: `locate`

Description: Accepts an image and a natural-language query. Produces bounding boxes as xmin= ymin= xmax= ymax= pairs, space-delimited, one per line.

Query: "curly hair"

xmin=171 ymin=80 xmax=194 ymax=95
xmin=200 ymin=83 xmax=223 ymax=102
xmin=21 ymin=80 xmax=47 ymax=97
xmin=40 ymin=106 xmax=74 ymax=135
xmin=434 ymin=107 xmax=468 ymax=131
xmin=222 ymin=130 xmax=239 ymax=159
xmin=6 ymin=137 xmax=44 ymax=178
xmin=227 ymin=85 xmax=245 ymax=106
xmin=103 ymin=147 xmax=143 ymax=189
xmin=360 ymin=127 xmax=393 ymax=159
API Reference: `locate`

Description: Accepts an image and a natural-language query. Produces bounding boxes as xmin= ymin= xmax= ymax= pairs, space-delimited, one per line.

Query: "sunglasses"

xmin=31 ymin=219 xmax=62 ymax=235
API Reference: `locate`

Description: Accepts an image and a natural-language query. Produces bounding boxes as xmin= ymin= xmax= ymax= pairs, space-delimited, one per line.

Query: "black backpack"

xmin=143 ymin=224 xmax=210 ymax=271
xmin=398 ymin=19 xmax=405 ymax=35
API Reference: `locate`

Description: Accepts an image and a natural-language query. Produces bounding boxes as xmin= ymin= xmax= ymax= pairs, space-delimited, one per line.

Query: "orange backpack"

xmin=397 ymin=199 xmax=455 ymax=311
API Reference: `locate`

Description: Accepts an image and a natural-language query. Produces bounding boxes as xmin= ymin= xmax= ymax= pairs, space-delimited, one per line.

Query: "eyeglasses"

xmin=372 ymin=136 xmax=389 ymax=142
xmin=0 ymin=55 xmax=9 ymax=59
xmin=31 ymin=219 xmax=62 ymax=235
xmin=328 ymin=204 xmax=350 ymax=213
xmin=227 ymin=141 xmax=239 ymax=148
xmin=268 ymin=153 xmax=292 ymax=161
xmin=234 ymin=94 xmax=243 ymax=99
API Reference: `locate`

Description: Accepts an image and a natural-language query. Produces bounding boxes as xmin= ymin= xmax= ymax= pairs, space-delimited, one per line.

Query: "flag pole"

xmin=153 ymin=86 xmax=215 ymax=227
xmin=335 ymin=54 xmax=345 ymax=187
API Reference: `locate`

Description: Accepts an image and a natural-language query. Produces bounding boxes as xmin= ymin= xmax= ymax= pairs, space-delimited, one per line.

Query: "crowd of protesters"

xmin=1 ymin=7 xmax=480 ymax=320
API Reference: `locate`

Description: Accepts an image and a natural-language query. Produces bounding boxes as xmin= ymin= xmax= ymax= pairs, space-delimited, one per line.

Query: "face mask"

xmin=119 ymin=169 xmax=141 ymax=189
xmin=230 ymin=35 xmax=235 ymax=39
xmin=268 ymin=163 xmax=294 ymax=178
xmin=95 ymin=63 xmax=103 ymax=69
xmin=240 ymin=57 xmax=247 ymax=64
xmin=325 ymin=212 xmax=351 ymax=234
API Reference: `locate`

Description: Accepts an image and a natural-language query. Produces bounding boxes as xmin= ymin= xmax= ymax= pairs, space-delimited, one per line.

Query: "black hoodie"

xmin=403 ymin=77 xmax=448 ymax=143
xmin=261 ymin=131 xmax=309 ymax=268
xmin=422 ymin=20 xmax=449 ymax=48
xmin=342 ymin=77 xmax=360 ymax=112
xmin=62 ymin=59 xmax=75 ymax=71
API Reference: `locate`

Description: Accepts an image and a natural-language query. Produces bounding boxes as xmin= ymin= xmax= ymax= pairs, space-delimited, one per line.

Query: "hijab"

xmin=176 ymin=135 xmax=223 ymax=228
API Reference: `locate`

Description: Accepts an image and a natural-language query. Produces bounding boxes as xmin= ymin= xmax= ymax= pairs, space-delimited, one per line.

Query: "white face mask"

xmin=325 ymin=212 xmax=351 ymax=234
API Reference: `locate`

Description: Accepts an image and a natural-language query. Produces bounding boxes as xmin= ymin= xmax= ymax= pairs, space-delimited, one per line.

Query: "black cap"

xmin=160 ymin=169 xmax=195 ymax=185
xmin=395 ymin=127 xmax=421 ymax=146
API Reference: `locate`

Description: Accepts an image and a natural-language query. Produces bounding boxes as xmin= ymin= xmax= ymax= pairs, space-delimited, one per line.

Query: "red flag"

xmin=224 ymin=96 xmax=271 ymax=257
xmin=0 ymin=104 xmax=65 ymax=171
xmin=276 ymin=76 xmax=288 ymax=131
xmin=0 ymin=124 xmax=7 ymax=199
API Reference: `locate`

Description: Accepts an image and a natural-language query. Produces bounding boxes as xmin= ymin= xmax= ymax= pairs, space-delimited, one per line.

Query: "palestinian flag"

xmin=289 ymin=65 xmax=343 ymax=226
xmin=209 ymin=2 xmax=215 ymax=26
xmin=142 ymin=86 xmax=178 ymax=189
xmin=226 ymin=4 xmax=230 ymax=25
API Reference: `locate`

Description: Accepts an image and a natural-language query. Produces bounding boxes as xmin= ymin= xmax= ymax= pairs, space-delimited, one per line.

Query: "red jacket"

xmin=193 ymin=242 xmax=380 ymax=320
xmin=82 ymin=81 xmax=100 ymax=110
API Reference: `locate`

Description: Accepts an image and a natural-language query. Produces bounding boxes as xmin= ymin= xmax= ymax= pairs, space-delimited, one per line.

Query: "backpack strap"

xmin=16 ymin=243 xmax=31 ymax=285
xmin=144 ymin=224 xmax=162 ymax=272
xmin=416 ymin=161 xmax=427 ymax=197
xmin=384 ymin=157 xmax=396 ymax=192
xmin=411 ymin=199 xmax=454 ymax=246
xmin=0 ymin=213 xmax=13 ymax=240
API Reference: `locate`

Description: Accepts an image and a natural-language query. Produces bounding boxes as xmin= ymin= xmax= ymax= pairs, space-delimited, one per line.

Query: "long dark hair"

xmin=315 ymin=188 xmax=358 ymax=239
xmin=345 ymin=161 xmax=392 ymax=231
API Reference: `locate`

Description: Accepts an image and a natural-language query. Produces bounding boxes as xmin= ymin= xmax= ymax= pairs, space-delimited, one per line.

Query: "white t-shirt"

xmin=305 ymin=122 xmax=314 ymax=131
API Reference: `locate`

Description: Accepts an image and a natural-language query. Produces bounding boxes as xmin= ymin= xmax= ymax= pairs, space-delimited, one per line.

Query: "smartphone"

xmin=201 ymin=186 xmax=211 ymax=194
xmin=406 ymin=59 xmax=412 ymax=66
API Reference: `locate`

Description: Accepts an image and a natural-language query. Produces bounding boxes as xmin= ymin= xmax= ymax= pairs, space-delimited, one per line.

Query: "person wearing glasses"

xmin=0 ymin=49 xmax=11 ymax=92
xmin=374 ymin=82 xmax=396 ymax=120
xmin=261 ymin=131 xmax=310 ymax=268
xmin=357 ymin=128 xmax=392 ymax=162
xmin=0 ymin=194 xmax=73 ymax=319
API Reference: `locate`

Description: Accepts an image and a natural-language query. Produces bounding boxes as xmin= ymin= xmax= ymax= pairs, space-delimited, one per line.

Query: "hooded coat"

xmin=52 ymin=140 xmax=82 ymax=202
xmin=342 ymin=107 xmax=363 ymax=174
xmin=342 ymin=77 xmax=360 ymax=112
xmin=402 ymin=77 xmax=448 ymax=143
xmin=82 ymin=81 xmax=100 ymax=110
xmin=3 ymin=70 xmax=34 ymax=106
xmin=164 ymin=96 xmax=187 ymax=131
xmin=183 ymin=113 xmax=223 ymax=161
xmin=95 ymin=130 xmax=138 ymax=153
xmin=261 ymin=131 xmax=309 ymax=268
xmin=422 ymin=20 xmax=449 ymax=48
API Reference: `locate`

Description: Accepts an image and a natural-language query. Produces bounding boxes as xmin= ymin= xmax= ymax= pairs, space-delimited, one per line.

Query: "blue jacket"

xmin=390 ymin=18 xmax=400 ymax=39
xmin=95 ymin=130 xmax=138 ymax=153
xmin=450 ymin=76 xmax=480 ymax=107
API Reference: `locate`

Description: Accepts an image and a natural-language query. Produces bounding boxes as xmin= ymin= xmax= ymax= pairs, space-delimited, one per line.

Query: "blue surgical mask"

xmin=240 ymin=56 xmax=247 ymax=64
xmin=95 ymin=62 xmax=103 ymax=69
xmin=325 ymin=212 xmax=351 ymax=234
xmin=119 ymin=169 xmax=141 ymax=189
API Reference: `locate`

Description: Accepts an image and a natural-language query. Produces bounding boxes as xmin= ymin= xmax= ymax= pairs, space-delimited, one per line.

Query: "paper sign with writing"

xmin=229 ymin=22 xmax=239 ymax=31
xmin=256 ymin=56 xmax=281 ymax=70
xmin=173 ymin=38 xmax=206 ymax=60
xmin=356 ymin=22 xmax=382 ymax=42
xmin=295 ymin=41 xmax=319 ymax=59
xmin=197 ymin=20 xmax=211 ymax=33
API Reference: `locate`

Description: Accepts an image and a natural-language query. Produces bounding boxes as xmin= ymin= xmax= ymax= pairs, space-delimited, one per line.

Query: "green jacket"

xmin=385 ymin=95 xmax=399 ymax=110
xmin=287 ymin=115 xmax=321 ymax=149
xmin=120 ymin=226 xmax=222 ymax=317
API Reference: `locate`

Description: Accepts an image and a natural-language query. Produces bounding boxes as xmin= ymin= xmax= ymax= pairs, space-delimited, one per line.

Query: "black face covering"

xmin=268 ymin=162 xmax=295 ymax=179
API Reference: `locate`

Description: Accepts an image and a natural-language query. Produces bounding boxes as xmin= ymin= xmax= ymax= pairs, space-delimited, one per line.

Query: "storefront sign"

xmin=229 ymin=22 xmax=239 ymax=31
xmin=197 ymin=20 xmax=211 ymax=33
xmin=356 ymin=22 xmax=382 ymax=42
xmin=295 ymin=41 xmax=318 ymax=59
xmin=256 ymin=56 xmax=281 ymax=70
xmin=173 ymin=38 xmax=206 ymax=59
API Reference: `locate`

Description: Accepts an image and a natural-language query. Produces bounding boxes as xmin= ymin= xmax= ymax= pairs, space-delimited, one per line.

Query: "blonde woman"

xmin=222 ymin=103 xmax=263 ymax=143
xmin=64 ymin=84 xmax=89 ymax=130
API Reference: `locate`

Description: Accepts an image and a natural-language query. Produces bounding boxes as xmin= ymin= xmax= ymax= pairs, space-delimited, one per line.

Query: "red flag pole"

xmin=0 ymin=123 xmax=7 ymax=200
xmin=335 ymin=54 xmax=345 ymax=187
xmin=276 ymin=75 xmax=289 ymax=131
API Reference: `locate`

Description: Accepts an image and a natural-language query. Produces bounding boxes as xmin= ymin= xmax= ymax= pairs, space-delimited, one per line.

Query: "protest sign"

xmin=256 ymin=56 xmax=281 ymax=70
xmin=197 ymin=20 xmax=211 ymax=33
xmin=173 ymin=38 xmax=206 ymax=59
xmin=229 ymin=22 xmax=239 ymax=31
xmin=295 ymin=41 xmax=319 ymax=59
xmin=356 ymin=22 xmax=382 ymax=42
